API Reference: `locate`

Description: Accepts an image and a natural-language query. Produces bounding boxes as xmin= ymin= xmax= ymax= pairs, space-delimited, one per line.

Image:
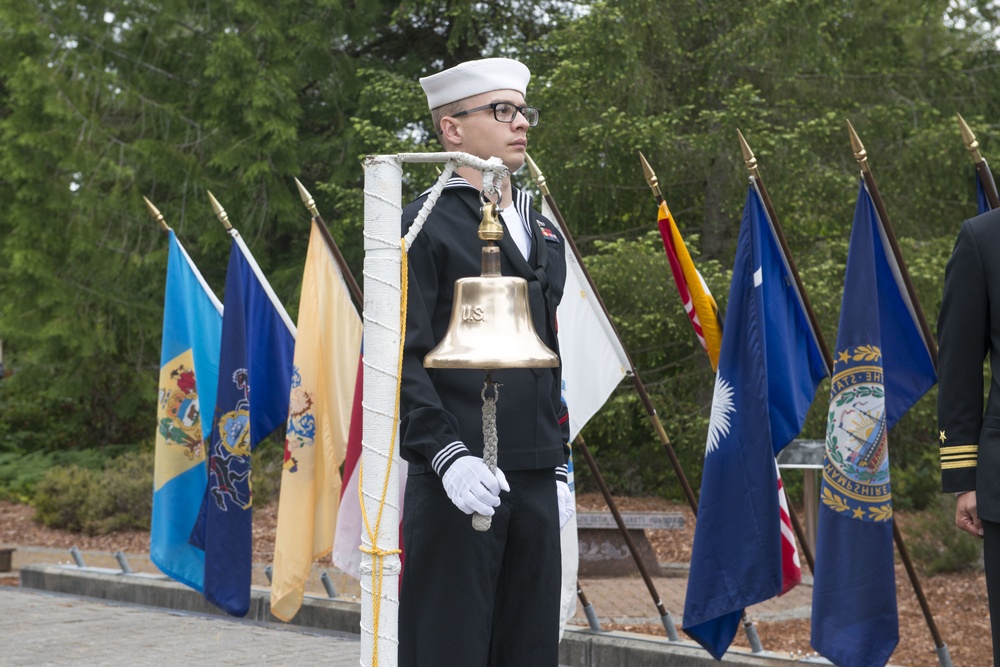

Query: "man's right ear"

xmin=438 ymin=116 xmax=463 ymax=146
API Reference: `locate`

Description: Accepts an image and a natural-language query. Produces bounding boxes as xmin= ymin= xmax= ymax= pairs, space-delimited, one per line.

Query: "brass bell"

xmin=423 ymin=195 xmax=558 ymax=370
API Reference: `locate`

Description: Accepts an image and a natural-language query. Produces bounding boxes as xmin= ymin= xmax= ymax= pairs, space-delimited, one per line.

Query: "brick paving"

xmin=1 ymin=586 xmax=361 ymax=666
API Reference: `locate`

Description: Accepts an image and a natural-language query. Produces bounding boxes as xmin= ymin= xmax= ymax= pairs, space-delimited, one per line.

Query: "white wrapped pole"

xmin=358 ymin=151 xmax=509 ymax=666
xmin=360 ymin=154 xmax=404 ymax=667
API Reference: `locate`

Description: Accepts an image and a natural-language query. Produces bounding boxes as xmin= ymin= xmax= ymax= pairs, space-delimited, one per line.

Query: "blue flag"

xmin=977 ymin=162 xmax=994 ymax=215
xmin=811 ymin=180 xmax=936 ymax=667
xmin=682 ymin=184 xmax=826 ymax=658
xmin=151 ymin=231 xmax=223 ymax=592
xmin=191 ymin=232 xmax=296 ymax=616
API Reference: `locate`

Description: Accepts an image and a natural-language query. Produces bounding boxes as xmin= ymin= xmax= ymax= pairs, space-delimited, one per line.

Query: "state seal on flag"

xmin=822 ymin=345 xmax=892 ymax=523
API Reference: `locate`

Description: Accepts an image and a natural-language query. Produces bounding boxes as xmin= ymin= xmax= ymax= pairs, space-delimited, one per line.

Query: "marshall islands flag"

xmin=151 ymin=230 xmax=223 ymax=592
xmin=811 ymin=179 xmax=936 ymax=667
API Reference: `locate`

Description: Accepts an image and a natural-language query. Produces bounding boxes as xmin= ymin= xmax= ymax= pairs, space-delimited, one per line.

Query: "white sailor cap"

xmin=420 ymin=58 xmax=530 ymax=110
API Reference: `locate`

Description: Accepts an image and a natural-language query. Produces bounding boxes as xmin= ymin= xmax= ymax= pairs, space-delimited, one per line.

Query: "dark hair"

xmin=431 ymin=99 xmax=466 ymax=136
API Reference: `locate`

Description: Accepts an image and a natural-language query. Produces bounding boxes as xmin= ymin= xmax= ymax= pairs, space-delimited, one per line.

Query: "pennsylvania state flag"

xmin=811 ymin=180 xmax=936 ymax=667
xmin=682 ymin=184 xmax=826 ymax=658
xmin=269 ymin=220 xmax=362 ymax=622
xmin=191 ymin=230 xmax=296 ymax=617
xmin=151 ymin=231 xmax=223 ymax=592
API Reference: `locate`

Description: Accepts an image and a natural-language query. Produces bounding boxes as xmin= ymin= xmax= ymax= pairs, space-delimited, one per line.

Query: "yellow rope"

xmin=357 ymin=238 xmax=408 ymax=667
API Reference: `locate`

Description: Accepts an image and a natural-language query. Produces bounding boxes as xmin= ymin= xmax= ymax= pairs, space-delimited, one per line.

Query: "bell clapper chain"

xmin=473 ymin=374 xmax=502 ymax=532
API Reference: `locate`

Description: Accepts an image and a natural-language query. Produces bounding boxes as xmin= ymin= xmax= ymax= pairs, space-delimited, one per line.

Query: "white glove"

xmin=442 ymin=457 xmax=510 ymax=516
xmin=556 ymin=480 xmax=575 ymax=530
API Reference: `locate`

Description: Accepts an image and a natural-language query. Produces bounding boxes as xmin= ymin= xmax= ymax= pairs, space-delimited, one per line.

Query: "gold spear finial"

xmin=294 ymin=177 xmax=320 ymax=217
xmin=846 ymin=120 xmax=870 ymax=173
xmin=524 ymin=153 xmax=550 ymax=197
xmin=143 ymin=196 xmax=170 ymax=232
xmin=736 ymin=129 xmax=760 ymax=178
xmin=957 ymin=113 xmax=984 ymax=164
xmin=638 ymin=151 xmax=662 ymax=200
xmin=206 ymin=190 xmax=232 ymax=230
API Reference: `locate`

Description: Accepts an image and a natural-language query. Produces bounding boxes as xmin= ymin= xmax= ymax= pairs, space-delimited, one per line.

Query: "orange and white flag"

xmin=657 ymin=201 xmax=723 ymax=370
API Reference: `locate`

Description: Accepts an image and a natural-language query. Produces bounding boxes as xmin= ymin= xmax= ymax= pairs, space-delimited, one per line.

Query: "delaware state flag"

xmin=682 ymin=183 xmax=826 ymax=658
xmin=191 ymin=229 xmax=296 ymax=617
xmin=151 ymin=231 xmax=223 ymax=592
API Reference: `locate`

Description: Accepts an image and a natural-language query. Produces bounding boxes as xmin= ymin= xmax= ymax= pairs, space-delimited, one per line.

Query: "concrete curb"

xmin=19 ymin=564 xmax=825 ymax=666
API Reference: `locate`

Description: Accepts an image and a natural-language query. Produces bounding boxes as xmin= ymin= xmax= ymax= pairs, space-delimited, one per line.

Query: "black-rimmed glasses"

xmin=450 ymin=102 xmax=540 ymax=127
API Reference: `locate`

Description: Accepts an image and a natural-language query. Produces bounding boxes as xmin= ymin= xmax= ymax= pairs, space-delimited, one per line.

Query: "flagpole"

xmin=845 ymin=121 xmax=949 ymax=663
xmin=734 ymin=133 xmax=826 ymax=575
xmin=530 ymin=153 xmax=699 ymax=514
xmin=207 ymin=190 xmax=297 ymax=338
xmin=206 ymin=190 xmax=233 ymax=231
xmin=736 ymin=132 xmax=833 ymax=373
xmin=143 ymin=196 xmax=171 ymax=233
xmin=526 ymin=153 xmax=684 ymax=642
xmin=957 ymin=113 xmax=1000 ymax=210
xmin=641 ymin=149 xmax=821 ymax=575
xmin=294 ymin=178 xmax=364 ymax=308
xmin=847 ymin=122 xmax=938 ymax=366
xmin=630 ymin=151 xmax=768 ymax=653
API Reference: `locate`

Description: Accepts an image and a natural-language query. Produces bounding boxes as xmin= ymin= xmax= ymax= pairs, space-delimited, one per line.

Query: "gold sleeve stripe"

xmin=942 ymin=460 xmax=978 ymax=470
xmin=940 ymin=445 xmax=979 ymax=454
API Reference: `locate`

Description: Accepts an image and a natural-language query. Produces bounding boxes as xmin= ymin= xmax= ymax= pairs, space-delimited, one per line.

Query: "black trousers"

xmin=984 ymin=519 xmax=1000 ymax=666
xmin=398 ymin=467 xmax=561 ymax=667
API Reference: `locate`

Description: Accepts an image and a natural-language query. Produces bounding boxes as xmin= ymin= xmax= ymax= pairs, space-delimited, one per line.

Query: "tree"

xmin=1 ymin=0 xmax=999 ymax=507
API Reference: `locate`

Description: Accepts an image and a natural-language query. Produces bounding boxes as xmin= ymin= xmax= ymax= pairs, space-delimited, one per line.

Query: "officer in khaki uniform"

xmin=937 ymin=208 xmax=1000 ymax=664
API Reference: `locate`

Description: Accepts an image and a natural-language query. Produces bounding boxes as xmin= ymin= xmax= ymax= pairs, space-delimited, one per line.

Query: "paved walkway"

xmin=6 ymin=546 xmax=814 ymax=629
xmin=0 ymin=545 xmax=819 ymax=667
xmin=1 ymin=586 xmax=362 ymax=666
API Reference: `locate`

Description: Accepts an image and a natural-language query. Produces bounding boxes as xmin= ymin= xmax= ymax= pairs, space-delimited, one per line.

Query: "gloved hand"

xmin=556 ymin=480 xmax=575 ymax=530
xmin=441 ymin=456 xmax=510 ymax=516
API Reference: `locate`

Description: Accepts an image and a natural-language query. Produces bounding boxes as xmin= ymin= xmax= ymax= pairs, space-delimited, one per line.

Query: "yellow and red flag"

xmin=657 ymin=201 xmax=723 ymax=370
xmin=269 ymin=220 xmax=363 ymax=622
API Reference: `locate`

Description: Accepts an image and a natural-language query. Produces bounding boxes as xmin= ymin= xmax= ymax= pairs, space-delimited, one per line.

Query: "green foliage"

xmin=32 ymin=448 xmax=153 ymax=535
xmin=2 ymin=0 xmax=999 ymax=508
xmin=0 ymin=448 xmax=119 ymax=502
xmin=250 ymin=435 xmax=285 ymax=508
xmin=906 ymin=494 xmax=984 ymax=575
xmin=33 ymin=466 xmax=97 ymax=533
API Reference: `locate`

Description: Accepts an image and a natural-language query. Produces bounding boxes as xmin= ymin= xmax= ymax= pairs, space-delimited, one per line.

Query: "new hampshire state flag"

xmin=151 ymin=231 xmax=223 ymax=592
xmin=682 ymin=183 xmax=826 ymax=658
xmin=269 ymin=220 xmax=362 ymax=622
xmin=811 ymin=180 xmax=936 ymax=667
xmin=191 ymin=230 xmax=296 ymax=617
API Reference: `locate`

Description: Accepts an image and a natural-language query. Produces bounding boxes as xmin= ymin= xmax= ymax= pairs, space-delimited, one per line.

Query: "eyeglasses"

xmin=450 ymin=102 xmax=540 ymax=127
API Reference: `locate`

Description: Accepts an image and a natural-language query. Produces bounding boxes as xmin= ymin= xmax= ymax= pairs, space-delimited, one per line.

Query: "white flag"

xmin=544 ymin=198 xmax=631 ymax=636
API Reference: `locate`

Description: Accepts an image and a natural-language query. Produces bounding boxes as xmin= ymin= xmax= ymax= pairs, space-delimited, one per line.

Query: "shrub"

xmin=82 ymin=450 xmax=153 ymax=533
xmin=0 ymin=447 xmax=126 ymax=501
xmin=32 ymin=447 xmax=153 ymax=535
xmin=906 ymin=494 xmax=983 ymax=576
xmin=250 ymin=435 xmax=285 ymax=508
xmin=33 ymin=465 xmax=98 ymax=532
